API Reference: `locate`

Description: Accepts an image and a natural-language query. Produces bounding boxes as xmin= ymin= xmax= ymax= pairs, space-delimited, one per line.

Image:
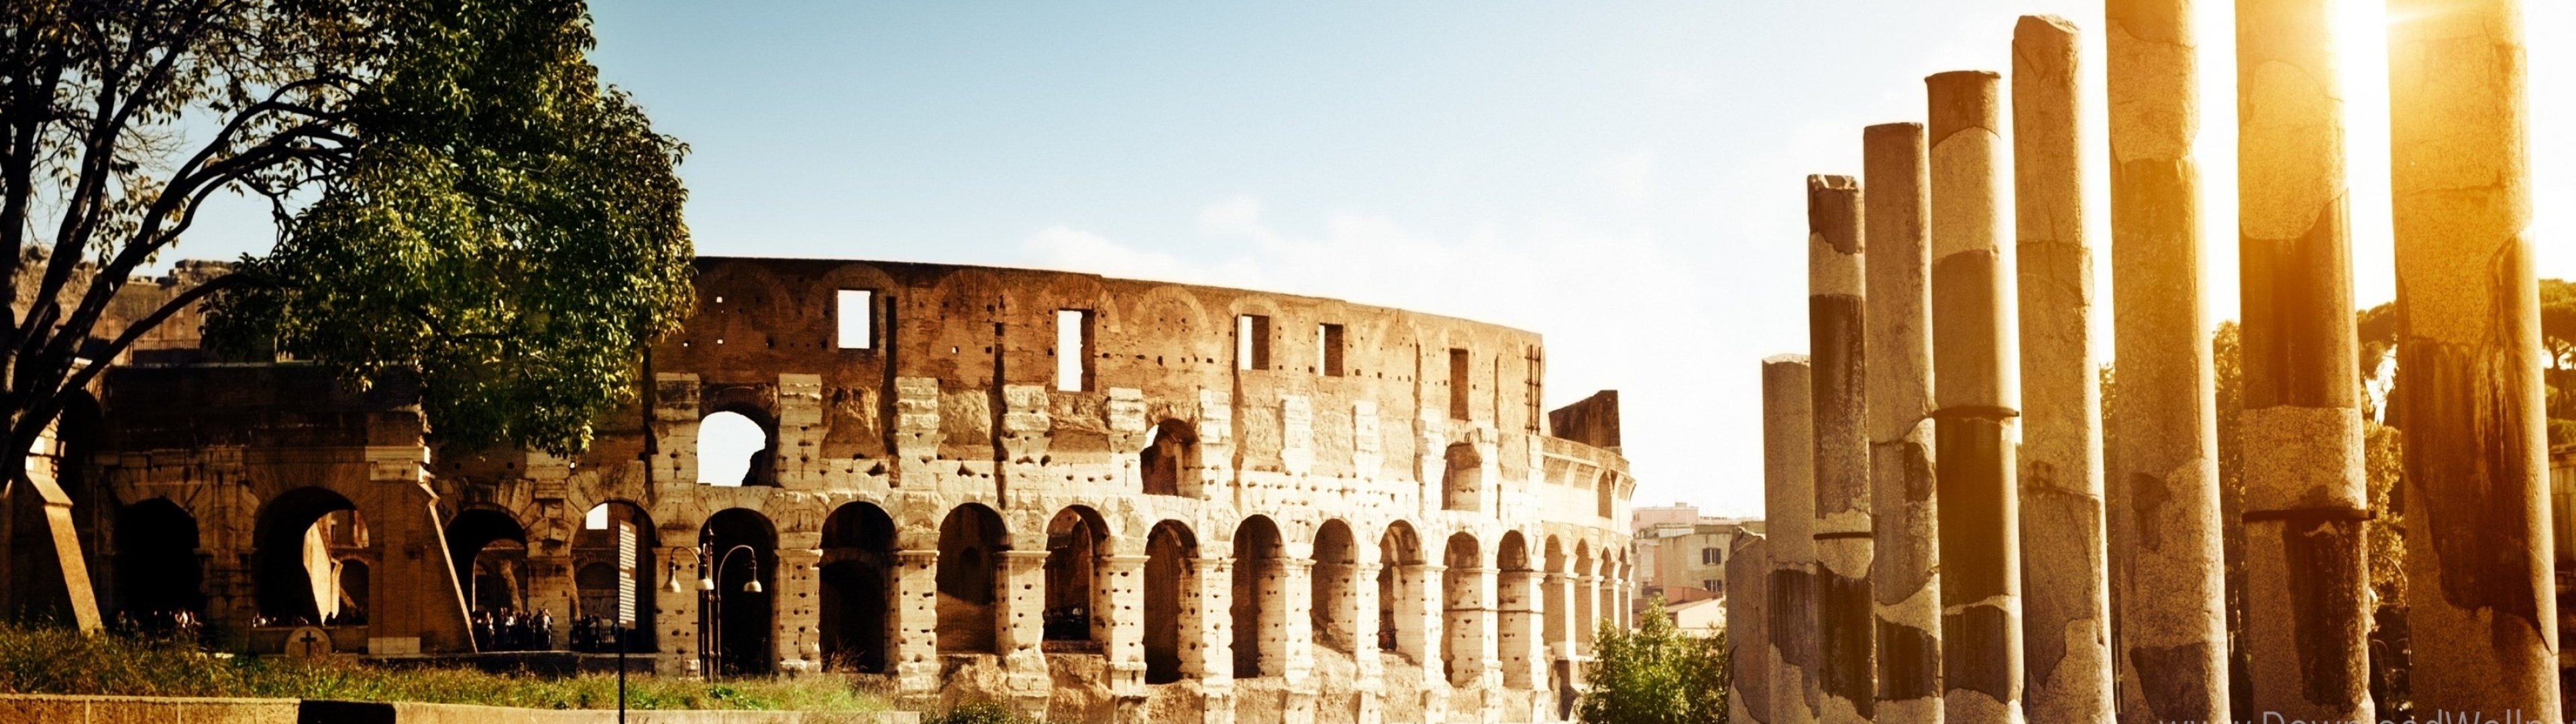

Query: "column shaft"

xmin=1103 ymin=554 xmax=1150 ymax=695
xmin=1728 ymin=533 xmax=1774 ymax=724
xmin=1863 ymin=121 xmax=1943 ymax=723
xmin=1927 ymin=68 xmax=2024 ymax=724
xmin=2237 ymin=1 xmax=2372 ymax=721
xmin=1499 ymin=569 xmax=1542 ymax=690
xmin=2106 ymin=1 xmax=2233 ymax=719
xmin=1807 ymin=174 xmax=1876 ymax=724
xmin=2011 ymin=15 xmax=2116 ymax=723
xmin=1764 ymin=355 xmax=1820 ymax=724
xmin=2389 ymin=0 xmax=2558 ymax=716
xmin=892 ymin=550 xmax=941 ymax=693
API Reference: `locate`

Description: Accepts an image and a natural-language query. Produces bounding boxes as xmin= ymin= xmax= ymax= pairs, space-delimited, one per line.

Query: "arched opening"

xmin=113 ymin=499 xmax=203 ymax=630
xmin=1144 ymin=521 xmax=1196 ymax=684
xmin=445 ymin=509 xmax=530 ymax=632
xmin=1377 ymin=522 xmax=1424 ymax=660
xmin=1231 ymin=516 xmax=1285 ymax=677
xmin=1139 ymin=420 xmax=1195 ymax=497
xmin=1442 ymin=443 xmax=1481 ymax=511
xmin=252 ymin=487 xmax=364 ymax=625
xmin=1044 ymin=506 xmax=1108 ymax=645
xmin=697 ymin=410 xmax=775 ymax=487
xmin=700 ymin=508 xmax=777 ymax=676
xmin=820 ymin=501 xmax=896 ymax=672
xmin=1310 ymin=520 xmax=1358 ymax=654
xmin=1497 ymin=531 xmax=1534 ymax=689
xmin=1444 ymin=532 xmax=1483 ymax=685
xmin=936 ymin=503 xmax=1008 ymax=654
xmin=572 ymin=501 xmax=656 ymax=652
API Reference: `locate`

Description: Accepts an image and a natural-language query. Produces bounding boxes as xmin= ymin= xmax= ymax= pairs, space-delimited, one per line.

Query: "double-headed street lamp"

xmin=666 ymin=542 xmax=761 ymax=680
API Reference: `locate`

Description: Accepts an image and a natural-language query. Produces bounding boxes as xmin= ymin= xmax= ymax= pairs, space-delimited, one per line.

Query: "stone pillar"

xmin=1416 ymin=562 xmax=1452 ymax=724
xmin=1573 ymin=571 xmax=1597 ymax=658
xmin=1498 ymin=568 xmax=1542 ymax=690
xmin=1728 ymin=532 xmax=1773 ymax=724
xmin=1806 ymin=174 xmax=1875 ymax=724
xmin=2235 ymin=2 xmax=2372 ymax=721
xmin=1102 ymin=554 xmax=1150 ymax=715
xmin=1762 ymin=355 xmax=1819 ymax=724
xmin=1351 ymin=560 xmax=1385 ymax=724
xmin=1191 ymin=556 xmax=1238 ymax=724
xmin=2009 ymin=15 xmax=2116 ymax=723
xmin=2105 ymin=1 xmax=2234 ymax=720
xmin=1395 ymin=562 xmax=1440 ymax=664
xmin=773 ymin=547 xmax=824 ymax=674
xmin=1926 ymin=68 xmax=2024 ymax=724
xmin=2389 ymin=0 xmax=2559 ymax=717
xmin=998 ymin=549 xmax=1052 ymax=713
xmin=892 ymin=550 xmax=942 ymax=696
xmin=1861 ymin=121 xmax=1942 ymax=723
xmin=1280 ymin=557 xmax=1318 ymax=724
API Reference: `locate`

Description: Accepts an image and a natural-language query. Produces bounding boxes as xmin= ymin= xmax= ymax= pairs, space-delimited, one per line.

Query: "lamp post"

xmin=693 ymin=542 xmax=763 ymax=681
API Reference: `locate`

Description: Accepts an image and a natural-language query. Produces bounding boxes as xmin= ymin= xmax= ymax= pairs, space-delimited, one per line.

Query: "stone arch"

xmin=1542 ymin=535 xmax=1568 ymax=645
xmin=820 ymin=501 xmax=896 ymax=672
xmin=1310 ymin=520 xmax=1360 ymax=654
xmin=692 ymin=261 xmax=799 ymax=352
xmin=1143 ymin=520 xmax=1197 ymax=684
xmin=1496 ymin=530 xmax=1536 ymax=690
xmin=936 ymin=503 xmax=1009 ymax=654
xmin=1123 ymin=286 xmax=1221 ymax=375
xmin=697 ymin=404 xmax=777 ymax=487
xmin=1231 ymin=515 xmax=1286 ymax=677
xmin=1442 ymin=532 xmax=1483 ymax=686
xmin=445 ymin=507 xmax=528 ymax=614
xmin=1572 ymin=540 xmax=1596 ymax=650
xmin=572 ymin=501 xmax=657 ymax=652
xmin=1441 ymin=442 xmax=1483 ymax=512
xmin=700 ymin=507 xmax=778 ymax=676
xmin=1140 ymin=419 xmax=1197 ymax=497
xmin=112 ymin=497 xmax=203 ymax=622
xmin=252 ymin=487 xmax=362 ymax=624
xmin=1044 ymin=505 xmax=1111 ymax=644
xmin=1377 ymin=520 xmax=1426 ymax=659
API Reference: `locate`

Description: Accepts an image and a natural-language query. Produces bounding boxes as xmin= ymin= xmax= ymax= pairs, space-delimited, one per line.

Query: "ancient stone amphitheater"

xmin=4 ymin=256 xmax=1640 ymax=724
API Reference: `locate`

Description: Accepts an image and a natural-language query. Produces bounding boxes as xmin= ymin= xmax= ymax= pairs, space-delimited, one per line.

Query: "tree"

xmin=1 ymin=0 xmax=693 ymax=629
xmin=2540 ymin=278 xmax=2573 ymax=446
xmin=1577 ymin=597 xmax=1727 ymax=724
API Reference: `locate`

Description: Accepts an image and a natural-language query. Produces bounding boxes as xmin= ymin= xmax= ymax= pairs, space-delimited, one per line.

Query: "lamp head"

xmin=745 ymin=581 xmax=763 ymax=593
xmin=698 ymin=577 xmax=715 ymax=592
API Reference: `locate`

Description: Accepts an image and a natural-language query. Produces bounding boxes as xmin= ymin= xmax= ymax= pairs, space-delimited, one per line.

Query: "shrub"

xmin=1577 ymin=597 xmax=1728 ymax=724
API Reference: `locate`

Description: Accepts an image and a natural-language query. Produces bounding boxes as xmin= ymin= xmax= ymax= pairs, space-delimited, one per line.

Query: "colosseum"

xmin=0 ymin=256 xmax=1639 ymax=724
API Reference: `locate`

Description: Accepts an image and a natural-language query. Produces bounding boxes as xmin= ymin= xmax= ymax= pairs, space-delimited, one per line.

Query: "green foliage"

xmin=199 ymin=0 xmax=693 ymax=455
xmin=1576 ymin=598 xmax=1727 ymax=724
xmin=0 ymin=623 xmax=881 ymax=711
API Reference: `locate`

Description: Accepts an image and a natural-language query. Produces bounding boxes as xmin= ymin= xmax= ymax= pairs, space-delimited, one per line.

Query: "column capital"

xmin=895 ymin=550 xmax=938 ymax=565
xmin=999 ymin=549 xmax=1051 ymax=564
xmin=1102 ymin=554 xmax=1151 ymax=566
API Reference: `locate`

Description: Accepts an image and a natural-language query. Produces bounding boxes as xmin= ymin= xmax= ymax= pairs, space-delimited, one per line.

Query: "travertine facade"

xmin=3 ymin=257 xmax=1638 ymax=724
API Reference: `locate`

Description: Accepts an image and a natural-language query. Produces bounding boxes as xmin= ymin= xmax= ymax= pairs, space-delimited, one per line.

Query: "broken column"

xmin=1806 ymin=174 xmax=1874 ymax=724
xmin=2236 ymin=1 xmax=2371 ymax=721
xmin=1862 ymin=121 xmax=1941 ymax=723
xmin=2010 ymin=15 xmax=2115 ymax=723
xmin=1729 ymin=532 xmax=1773 ymax=724
xmin=1925 ymin=68 xmax=2023 ymax=724
xmin=2389 ymin=0 xmax=2559 ymax=717
xmin=2105 ymin=0 xmax=2233 ymax=720
xmin=1763 ymin=354 xmax=1819 ymax=724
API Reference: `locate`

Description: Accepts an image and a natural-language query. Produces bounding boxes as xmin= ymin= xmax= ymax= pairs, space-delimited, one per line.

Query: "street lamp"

xmin=696 ymin=542 xmax=763 ymax=680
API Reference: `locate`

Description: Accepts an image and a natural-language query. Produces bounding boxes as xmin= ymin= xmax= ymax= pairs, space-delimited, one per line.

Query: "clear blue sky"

xmin=175 ymin=1 xmax=2576 ymax=518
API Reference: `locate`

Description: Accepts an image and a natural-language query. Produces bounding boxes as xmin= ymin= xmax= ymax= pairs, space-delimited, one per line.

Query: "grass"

xmin=0 ymin=623 xmax=888 ymax=711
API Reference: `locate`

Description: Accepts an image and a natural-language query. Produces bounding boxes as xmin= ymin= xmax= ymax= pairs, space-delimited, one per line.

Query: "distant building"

xmin=1629 ymin=503 xmax=1758 ymax=611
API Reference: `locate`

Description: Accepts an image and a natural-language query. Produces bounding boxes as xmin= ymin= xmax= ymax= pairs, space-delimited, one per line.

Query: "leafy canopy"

xmin=1578 ymin=597 xmax=1728 ymax=724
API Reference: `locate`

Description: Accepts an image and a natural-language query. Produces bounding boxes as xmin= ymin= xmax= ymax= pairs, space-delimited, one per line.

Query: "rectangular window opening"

xmin=835 ymin=290 xmax=874 ymax=349
xmin=1448 ymin=347 xmax=1470 ymax=420
xmin=1056 ymin=309 xmax=1093 ymax=392
xmin=1318 ymin=324 xmax=1345 ymax=377
xmin=1237 ymin=314 xmax=1271 ymax=371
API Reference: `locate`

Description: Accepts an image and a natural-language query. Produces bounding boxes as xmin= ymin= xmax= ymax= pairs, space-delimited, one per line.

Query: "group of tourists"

xmin=470 ymin=607 xmax=555 ymax=651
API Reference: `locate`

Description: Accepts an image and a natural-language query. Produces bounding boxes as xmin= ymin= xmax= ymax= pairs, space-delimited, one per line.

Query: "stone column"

xmin=892 ymin=550 xmax=942 ymax=695
xmin=1574 ymin=571 xmax=1598 ymax=658
xmin=1279 ymin=557 xmax=1318 ymax=724
xmin=1498 ymin=568 xmax=1542 ymax=690
xmin=2105 ymin=1 xmax=2233 ymax=720
xmin=1728 ymin=532 xmax=1773 ymax=724
xmin=1862 ymin=121 xmax=1942 ymax=723
xmin=1806 ymin=174 xmax=1875 ymax=724
xmin=2010 ymin=15 xmax=2116 ymax=723
xmin=773 ymin=547 xmax=824 ymax=673
xmin=2389 ymin=0 xmax=2558 ymax=717
xmin=2236 ymin=2 xmax=2372 ymax=721
xmin=1396 ymin=562 xmax=1441 ymax=664
xmin=1190 ymin=556 xmax=1237 ymax=724
xmin=1926 ymin=68 xmax=2023 ymax=724
xmin=1417 ymin=562 xmax=1452 ymax=724
xmin=1762 ymin=355 xmax=1819 ymax=724
xmin=1350 ymin=560 xmax=1385 ymax=724
xmin=1102 ymin=554 xmax=1150 ymax=705
xmin=1444 ymin=565 xmax=1499 ymax=689
xmin=998 ymin=549 xmax=1052 ymax=713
